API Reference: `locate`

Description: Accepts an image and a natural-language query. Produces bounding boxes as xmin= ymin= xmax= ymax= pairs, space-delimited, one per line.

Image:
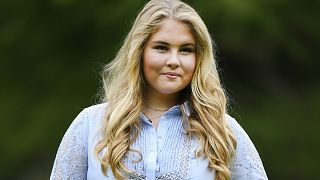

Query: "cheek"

xmin=143 ymin=50 xmax=158 ymax=80
xmin=182 ymin=56 xmax=196 ymax=77
xmin=143 ymin=50 xmax=164 ymax=74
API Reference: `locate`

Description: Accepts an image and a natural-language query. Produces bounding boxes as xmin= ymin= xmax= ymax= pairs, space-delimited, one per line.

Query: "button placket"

xmin=156 ymin=116 xmax=168 ymax=153
xmin=145 ymin=126 xmax=157 ymax=180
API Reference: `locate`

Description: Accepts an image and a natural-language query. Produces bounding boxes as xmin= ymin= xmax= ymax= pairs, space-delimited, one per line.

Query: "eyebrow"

xmin=152 ymin=40 xmax=195 ymax=47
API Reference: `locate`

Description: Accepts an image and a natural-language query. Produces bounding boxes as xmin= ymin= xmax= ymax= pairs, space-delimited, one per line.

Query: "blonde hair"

xmin=95 ymin=0 xmax=236 ymax=179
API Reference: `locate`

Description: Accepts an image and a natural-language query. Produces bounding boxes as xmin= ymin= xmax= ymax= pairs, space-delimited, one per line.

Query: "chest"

xmin=130 ymin=130 xmax=216 ymax=179
xmin=87 ymin=116 xmax=215 ymax=179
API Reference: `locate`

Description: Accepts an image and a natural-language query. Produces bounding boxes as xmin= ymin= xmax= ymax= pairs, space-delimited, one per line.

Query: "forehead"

xmin=148 ymin=18 xmax=195 ymax=44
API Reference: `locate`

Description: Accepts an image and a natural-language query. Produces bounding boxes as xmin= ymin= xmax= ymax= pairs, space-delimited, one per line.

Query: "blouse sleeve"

xmin=227 ymin=115 xmax=268 ymax=180
xmin=50 ymin=109 xmax=89 ymax=180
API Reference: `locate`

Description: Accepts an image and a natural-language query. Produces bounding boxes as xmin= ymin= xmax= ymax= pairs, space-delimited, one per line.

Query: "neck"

xmin=144 ymin=89 xmax=179 ymax=111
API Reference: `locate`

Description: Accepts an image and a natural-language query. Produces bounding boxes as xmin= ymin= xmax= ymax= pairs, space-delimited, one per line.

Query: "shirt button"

xmin=156 ymin=165 xmax=160 ymax=172
xmin=158 ymin=136 xmax=162 ymax=139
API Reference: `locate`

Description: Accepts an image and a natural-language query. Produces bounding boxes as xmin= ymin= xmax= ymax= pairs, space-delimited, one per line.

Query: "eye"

xmin=154 ymin=45 xmax=168 ymax=52
xmin=180 ymin=47 xmax=194 ymax=54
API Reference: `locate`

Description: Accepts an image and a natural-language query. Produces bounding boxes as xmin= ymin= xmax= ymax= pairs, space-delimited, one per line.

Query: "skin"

xmin=143 ymin=18 xmax=196 ymax=128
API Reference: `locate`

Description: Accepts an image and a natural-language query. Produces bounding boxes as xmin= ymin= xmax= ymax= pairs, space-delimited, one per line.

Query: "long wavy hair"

xmin=95 ymin=0 xmax=237 ymax=179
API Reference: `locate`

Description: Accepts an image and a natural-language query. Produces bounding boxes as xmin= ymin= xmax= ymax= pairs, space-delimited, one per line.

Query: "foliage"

xmin=0 ymin=0 xmax=319 ymax=179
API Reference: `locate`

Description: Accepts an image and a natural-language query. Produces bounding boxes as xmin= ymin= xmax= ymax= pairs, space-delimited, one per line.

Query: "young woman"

xmin=50 ymin=0 xmax=268 ymax=179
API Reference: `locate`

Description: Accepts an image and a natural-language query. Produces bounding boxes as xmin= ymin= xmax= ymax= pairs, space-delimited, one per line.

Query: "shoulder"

xmin=225 ymin=114 xmax=257 ymax=154
xmin=225 ymin=114 xmax=250 ymax=141
xmin=67 ymin=103 xmax=107 ymax=136
xmin=83 ymin=103 xmax=107 ymax=114
xmin=78 ymin=103 xmax=108 ymax=130
xmin=70 ymin=103 xmax=107 ymax=125
xmin=50 ymin=104 xmax=108 ymax=179
xmin=65 ymin=103 xmax=108 ymax=151
xmin=225 ymin=114 xmax=268 ymax=179
xmin=82 ymin=103 xmax=107 ymax=119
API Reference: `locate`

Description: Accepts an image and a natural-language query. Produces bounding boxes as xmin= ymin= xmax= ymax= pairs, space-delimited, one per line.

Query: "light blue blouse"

xmin=50 ymin=103 xmax=268 ymax=180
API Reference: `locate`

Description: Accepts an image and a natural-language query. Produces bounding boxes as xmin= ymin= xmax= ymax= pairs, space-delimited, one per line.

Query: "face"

xmin=143 ymin=18 xmax=196 ymax=96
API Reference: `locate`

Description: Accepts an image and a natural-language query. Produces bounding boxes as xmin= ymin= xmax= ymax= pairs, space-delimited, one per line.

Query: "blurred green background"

xmin=1 ymin=0 xmax=319 ymax=179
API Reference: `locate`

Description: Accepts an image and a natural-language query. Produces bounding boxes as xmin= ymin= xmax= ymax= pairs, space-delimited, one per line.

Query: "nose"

xmin=166 ymin=50 xmax=180 ymax=68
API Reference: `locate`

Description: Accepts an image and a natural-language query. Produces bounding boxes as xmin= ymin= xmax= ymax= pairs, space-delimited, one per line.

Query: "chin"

xmin=157 ymin=87 xmax=184 ymax=95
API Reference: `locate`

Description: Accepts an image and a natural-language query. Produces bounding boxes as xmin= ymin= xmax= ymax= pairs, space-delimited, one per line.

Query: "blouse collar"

xmin=140 ymin=101 xmax=191 ymax=124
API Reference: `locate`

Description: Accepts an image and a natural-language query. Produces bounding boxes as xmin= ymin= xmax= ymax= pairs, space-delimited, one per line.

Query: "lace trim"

xmin=156 ymin=135 xmax=191 ymax=179
xmin=127 ymin=135 xmax=192 ymax=179
xmin=178 ymin=134 xmax=192 ymax=177
xmin=128 ymin=173 xmax=146 ymax=180
xmin=228 ymin=116 xmax=268 ymax=179
xmin=50 ymin=112 xmax=88 ymax=180
xmin=156 ymin=171 xmax=183 ymax=179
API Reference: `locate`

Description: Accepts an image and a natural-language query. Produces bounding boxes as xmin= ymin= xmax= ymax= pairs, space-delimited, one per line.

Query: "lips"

xmin=162 ymin=72 xmax=180 ymax=79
